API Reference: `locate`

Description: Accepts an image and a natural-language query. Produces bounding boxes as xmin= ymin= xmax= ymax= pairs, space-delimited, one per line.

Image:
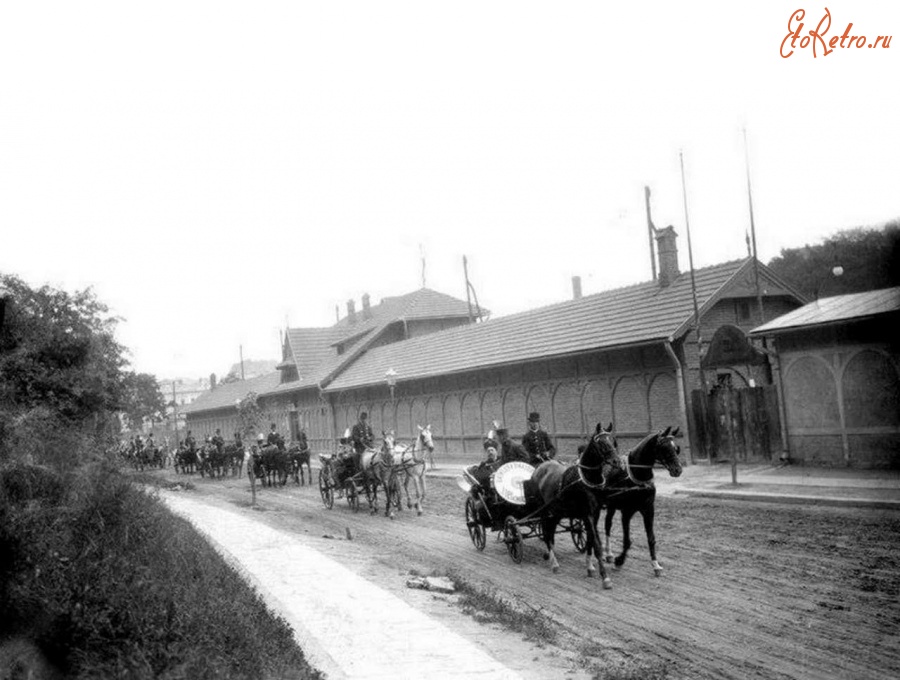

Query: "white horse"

xmin=393 ymin=424 xmax=434 ymax=516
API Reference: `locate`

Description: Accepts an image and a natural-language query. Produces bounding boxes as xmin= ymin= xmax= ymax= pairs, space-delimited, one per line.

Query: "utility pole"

xmin=463 ymin=255 xmax=474 ymax=324
xmin=680 ymin=151 xmax=707 ymax=393
xmin=239 ymin=344 xmax=245 ymax=380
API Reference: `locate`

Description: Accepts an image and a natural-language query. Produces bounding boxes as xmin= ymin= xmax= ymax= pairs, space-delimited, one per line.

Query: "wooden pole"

xmin=679 ymin=151 xmax=708 ymax=393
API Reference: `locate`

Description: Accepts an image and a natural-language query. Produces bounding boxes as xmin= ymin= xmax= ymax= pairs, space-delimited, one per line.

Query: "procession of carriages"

xmin=127 ymin=416 xmax=684 ymax=586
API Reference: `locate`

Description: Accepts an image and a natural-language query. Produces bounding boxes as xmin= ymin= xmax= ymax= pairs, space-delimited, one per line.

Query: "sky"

xmin=2 ymin=1 xmax=898 ymax=380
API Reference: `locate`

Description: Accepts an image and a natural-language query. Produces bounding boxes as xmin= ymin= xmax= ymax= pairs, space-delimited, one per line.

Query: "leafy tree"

xmin=766 ymin=220 xmax=900 ymax=299
xmin=120 ymin=372 xmax=167 ymax=430
xmin=0 ymin=275 xmax=128 ymax=466
xmin=237 ymin=392 xmax=263 ymax=443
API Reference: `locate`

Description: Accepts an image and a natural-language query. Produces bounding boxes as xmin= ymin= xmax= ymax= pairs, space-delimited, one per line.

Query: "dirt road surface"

xmin=147 ymin=467 xmax=900 ymax=680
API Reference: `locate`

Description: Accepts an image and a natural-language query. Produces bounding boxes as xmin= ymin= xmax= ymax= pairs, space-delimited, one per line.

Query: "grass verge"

xmin=0 ymin=461 xmax=319 ymax=679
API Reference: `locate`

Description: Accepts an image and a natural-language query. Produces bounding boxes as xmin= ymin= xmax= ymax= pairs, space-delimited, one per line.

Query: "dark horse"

xmin=602 ymin=426 xmax=683 ymax=576
xmin=531 ymin=422 xmax=620 ymax=588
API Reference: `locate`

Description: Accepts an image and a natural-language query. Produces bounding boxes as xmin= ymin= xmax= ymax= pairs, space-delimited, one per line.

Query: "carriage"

xmin=460 ymin=461 xmax=587 ymax=563
xmin=318 ymin=447 xmax=402 ymax=514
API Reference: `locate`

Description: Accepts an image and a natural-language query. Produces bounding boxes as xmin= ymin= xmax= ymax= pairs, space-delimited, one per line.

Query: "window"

xmin=737 ymin=301 xmax=751 ymax=322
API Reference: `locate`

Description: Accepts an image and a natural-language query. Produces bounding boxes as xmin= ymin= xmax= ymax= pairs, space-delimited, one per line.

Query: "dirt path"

xmin=148 ymin=468 xmax=900 ymax=680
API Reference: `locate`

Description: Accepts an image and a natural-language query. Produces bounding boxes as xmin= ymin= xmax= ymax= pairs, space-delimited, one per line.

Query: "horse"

xmin=601 ymin=426 xmax=683 ymax=577
xmin=359 ymin=433 xmax=401 ymax=518
xmin=393 ymin=424 xmax=434 ymax=515
xmin=287 ymin=443 xmax=312 ymax=485
xmin=531 ymin=422 xmax=620 ymax=588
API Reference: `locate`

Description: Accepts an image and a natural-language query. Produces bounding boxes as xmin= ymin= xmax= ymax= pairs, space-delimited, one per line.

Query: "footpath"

xmin=158 ymin=491 xmax=522 ymax=680
xmin=427 ymin=459 xmax=900 ymax=510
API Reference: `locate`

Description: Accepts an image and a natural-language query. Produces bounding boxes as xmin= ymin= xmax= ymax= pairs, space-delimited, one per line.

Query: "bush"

xmin=0 ymin=461 xmax=319 ymax=679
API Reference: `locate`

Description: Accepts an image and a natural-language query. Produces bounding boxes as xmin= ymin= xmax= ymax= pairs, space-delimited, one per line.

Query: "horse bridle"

xmin=575 ymin=431 xmax=616 ymax=489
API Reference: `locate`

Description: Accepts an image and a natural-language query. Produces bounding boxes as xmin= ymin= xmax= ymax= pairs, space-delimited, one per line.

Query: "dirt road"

xmin=149 ymin=467 xmax=900 ymax=680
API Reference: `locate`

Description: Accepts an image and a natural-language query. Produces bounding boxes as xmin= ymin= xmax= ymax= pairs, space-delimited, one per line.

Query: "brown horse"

xmin=531 ymin=422 xmax=620 ymax=588
xmin=601 ymin=426 xmax=683 ymax=576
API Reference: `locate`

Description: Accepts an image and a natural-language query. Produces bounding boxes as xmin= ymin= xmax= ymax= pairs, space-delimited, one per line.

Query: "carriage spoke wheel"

xmin=319 ymin=469 xmax=334 ymax=509
xmin=570 ymin=518 xmax=588 ymax=553
xmin=345 ymin=481 xmax=359 ymax=512
xmin=465 ymin=497 xmax=486 ymax=551
xmin=504 ymin=516 xmax=524 ymax=564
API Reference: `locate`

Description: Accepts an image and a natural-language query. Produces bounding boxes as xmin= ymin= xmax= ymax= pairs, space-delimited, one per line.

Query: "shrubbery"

xmin=0 ymin=461 xmax=319 ymax=679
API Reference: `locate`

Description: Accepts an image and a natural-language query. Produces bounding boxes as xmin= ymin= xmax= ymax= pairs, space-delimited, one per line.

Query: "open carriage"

xmin=459 ymin=461 xmax=587 ymax=563
xmin=318 ymin=445 xmax=402 ymax=514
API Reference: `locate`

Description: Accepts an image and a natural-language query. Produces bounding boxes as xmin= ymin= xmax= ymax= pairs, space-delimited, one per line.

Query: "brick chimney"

xmin=655 ymin=226 xmax=680 ymax=287
xmin=572 ymin=276 xmax=582 ymax=300
xmin=347 ymin=299 xmax=356 ymax=324
xmin=209 ymin=373 xmax=217 ymax=391
xmin=362 ymin=293 xmax=371 ymax=318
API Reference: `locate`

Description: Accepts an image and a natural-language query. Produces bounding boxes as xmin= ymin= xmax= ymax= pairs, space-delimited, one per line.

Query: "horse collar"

xmin=626 ymin=456 xmax=652 ymax=487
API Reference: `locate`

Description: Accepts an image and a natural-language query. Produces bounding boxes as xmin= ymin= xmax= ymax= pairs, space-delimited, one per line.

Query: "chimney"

xmin=362 ymin=293 xmax=371 ymax=318
xmin=347 ymin=299 xmax=356 ymax=324
xmin=209 ymin=373 xmax=217 ymax=391
xmin=572 ymin=276 xmax=582 ymax=300
xmin=655 ymin=225 xmax=680 ymax=287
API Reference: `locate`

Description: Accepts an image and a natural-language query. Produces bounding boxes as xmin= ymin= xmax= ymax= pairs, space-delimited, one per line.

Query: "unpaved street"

xmin=149 ymin=467 xmax=900 ymax=680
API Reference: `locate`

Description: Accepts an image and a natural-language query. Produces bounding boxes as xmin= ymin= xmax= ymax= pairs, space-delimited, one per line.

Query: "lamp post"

xmin=385 ymin=368 xmax=398 ymax=432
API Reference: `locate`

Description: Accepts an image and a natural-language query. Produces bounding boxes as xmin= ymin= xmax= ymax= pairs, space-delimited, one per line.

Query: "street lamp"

xmin=385 ymin=368 xmax=398 ymax=431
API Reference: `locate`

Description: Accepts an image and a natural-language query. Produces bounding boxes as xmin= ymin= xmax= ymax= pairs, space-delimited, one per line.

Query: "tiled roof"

xmin=180 ymin=372 xmax=282 ymax=414
xmin=330 ymin=288 xmax=474 ymax=346
xmin=325 ymin=259 xmax=755 ymax=391
xmin=751 ymin=286 xmax=900 ymax=335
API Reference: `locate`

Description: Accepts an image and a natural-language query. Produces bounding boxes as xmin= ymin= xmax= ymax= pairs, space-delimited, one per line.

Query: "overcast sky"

xmin=2 ymin=2 xmax=898 ymax=380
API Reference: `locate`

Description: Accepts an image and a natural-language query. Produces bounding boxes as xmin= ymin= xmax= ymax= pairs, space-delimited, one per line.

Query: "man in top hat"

xmin=495 ymin=426 xmax=530 ymax=466
xmin=351 ymin=412 xmax=374 ymax=454
xmin=267 ymin=422 xmax=284 ymax=449
xmin=521 ymin=411 xmax=556 ymax=466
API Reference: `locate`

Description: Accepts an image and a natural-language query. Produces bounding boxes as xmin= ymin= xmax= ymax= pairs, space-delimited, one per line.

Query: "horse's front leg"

xmin=584 ymin=512 xmax=611 ymax=589
xmin=642 ymin=505 xmax=663 ymax=576
xmin=403 ymin=472 xmax=413 ymax=510
xmin=603 ymin=506 xmax=615 ymax=563
xmin=540 ymin=517 xmax=561 ymax=573
xmin=614 ymin=509 xmax=634 ymax=569
xmin=414 ymin=472 xmax=425 ymax=515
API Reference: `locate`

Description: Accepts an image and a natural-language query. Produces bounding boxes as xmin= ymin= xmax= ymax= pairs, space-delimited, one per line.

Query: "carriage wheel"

xmin=465 ymin=497 xmax=486 ymax=551
xmin=345 ymin=481 xmax=360 ymax=512
xmin=319 ymin=469 xmax=334 ymax=509
xmin=505 ymin=516 xmax=524 ymax=564
xmin=570 ymin=518 xmax=588 ymax=553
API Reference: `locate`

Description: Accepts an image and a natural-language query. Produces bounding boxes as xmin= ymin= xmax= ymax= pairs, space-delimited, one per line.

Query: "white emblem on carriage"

xmin=492 ymin=461 xmax=535 ymax=505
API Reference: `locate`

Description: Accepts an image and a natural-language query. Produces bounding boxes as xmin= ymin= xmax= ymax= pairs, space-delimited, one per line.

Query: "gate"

xmin=690 ymin=385 xmax=781 ymax=462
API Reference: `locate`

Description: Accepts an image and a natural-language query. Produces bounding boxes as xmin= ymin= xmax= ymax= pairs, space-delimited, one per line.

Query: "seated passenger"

xmin=495 ymin=427 xmax=530 ymax=465
xmin=467 ymin=438 xmax=500 ymax=492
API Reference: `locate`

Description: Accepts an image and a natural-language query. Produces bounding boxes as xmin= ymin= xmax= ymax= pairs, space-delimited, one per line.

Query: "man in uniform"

xmin=295 ymin=426 xmax=309 ymax=453
xmin=521 ymin=412 xmax=556 ymax=466
xmin=468 ymin=437 xmax=501 ymax=523
xmin=495 ymin=427 xmax=530 ymax=465
xmin=267 ymin=422 xmax=284 ymax=449
xmin=211 ymin=428 xmax=225 ymax=454
xmin=184 ymin=430 xmax=197 ymax=455
xmin=350 ymin=412 xmax=373 ymax=477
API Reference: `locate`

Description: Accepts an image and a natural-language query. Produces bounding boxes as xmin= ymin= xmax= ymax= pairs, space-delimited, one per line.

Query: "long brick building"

xmin=182 ymin=228 xmax=804 ymax=463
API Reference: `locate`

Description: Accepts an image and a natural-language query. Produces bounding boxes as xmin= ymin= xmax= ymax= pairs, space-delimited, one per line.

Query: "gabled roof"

xmin=750 ymin=286 xmax=900 ymax=336
xmin=325 ymin=258 xmax=776 ymax=391
xmin=180 ymin=372 xmax=282 ymax=415
xmin=330 ymin=288 xmax=475 ymax=346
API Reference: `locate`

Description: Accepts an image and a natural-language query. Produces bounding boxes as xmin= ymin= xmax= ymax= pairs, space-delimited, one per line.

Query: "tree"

xmin=0 ymin=274 xmax=129 ymax=466
xmin=237 ymin=392 xmax=263 ymax=443
xmin=120 ymin=372 xmax=167 ymax=430
xmin=766 ymin=221 xmax=900 ymax=300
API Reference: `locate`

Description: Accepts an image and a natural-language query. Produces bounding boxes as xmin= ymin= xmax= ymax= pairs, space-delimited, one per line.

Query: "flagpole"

xmin=743 ymin=128 xmax=765 ymax=325
xmin=680 ymin=151 xmax=707 ymax=393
